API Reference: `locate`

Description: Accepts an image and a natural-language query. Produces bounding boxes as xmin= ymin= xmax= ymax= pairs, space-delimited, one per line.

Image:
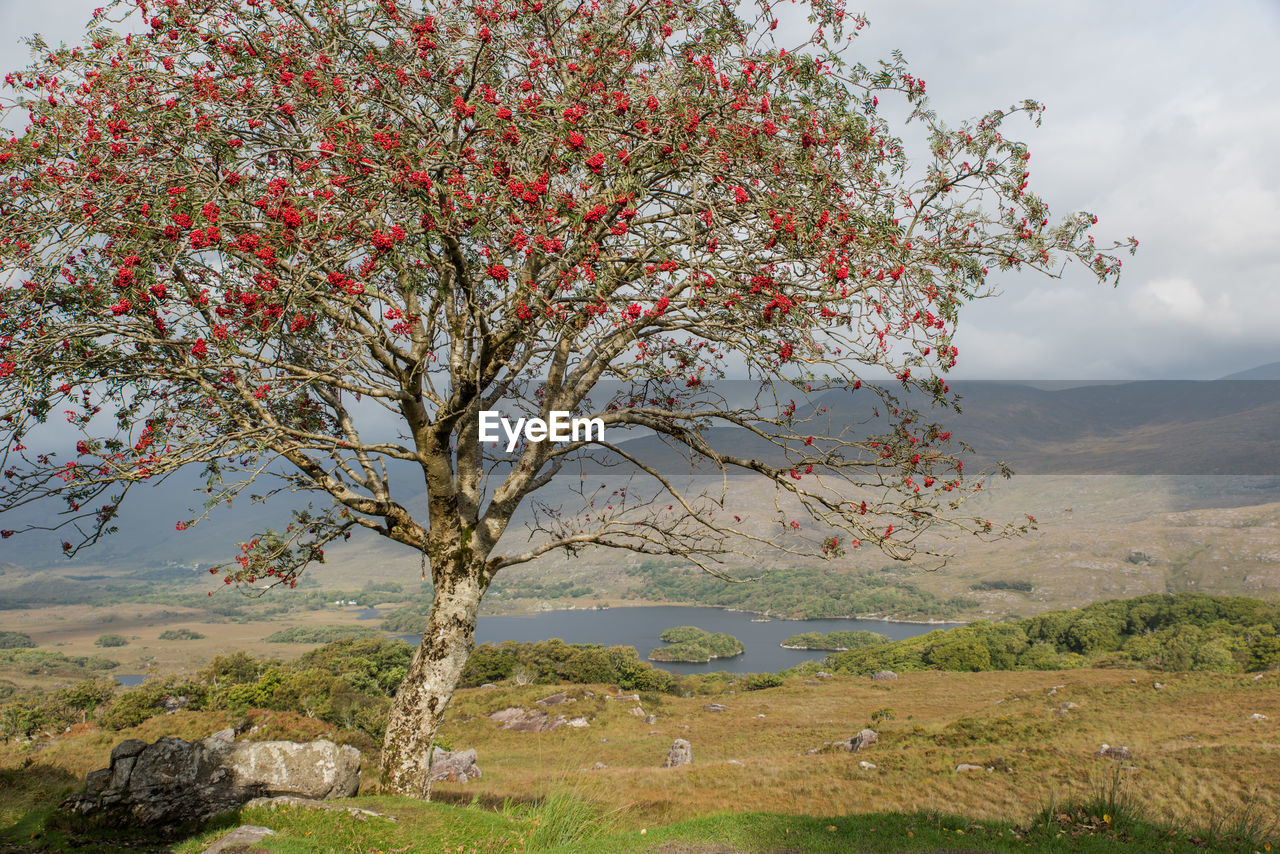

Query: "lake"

xmin=403 ymin=605 xmax=962 ymax=674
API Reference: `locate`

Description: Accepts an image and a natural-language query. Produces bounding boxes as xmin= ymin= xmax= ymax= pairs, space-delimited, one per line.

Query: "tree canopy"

xmin=0 ymin=0 xmax=1134 ymax=794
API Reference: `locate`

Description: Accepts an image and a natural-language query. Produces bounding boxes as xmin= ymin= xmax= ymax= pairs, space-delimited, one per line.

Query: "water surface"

xmin=405 ymin=605 xmax=960 ymax=674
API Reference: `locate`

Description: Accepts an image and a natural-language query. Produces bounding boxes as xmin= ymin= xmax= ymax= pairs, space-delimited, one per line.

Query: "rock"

xmin=727 ymin=759 xmax=743 ymax=766
xmin=815 ymin=671 xmax=833 ymax=679
xmin=858 ymin=761 xmax=876 ymax=769
xmin=84 ymin=768 xmax=110 ymax=797
xmin=536 ymin=691 xmax=568 ymax=707
xmin=608 ymin=693 xmax=640 ymax=702
xmin=61 ymin=735 xmax=360 ymax=830
xmin=567 ymin=717 xmax=590 ymax=728
xmin=871 ymin=670 xmax=898 ymax=681
xmin=955 ymin=763 xmax=984 ymax=772
xmin=702 ymin=703 xmax=727 ymax=712
xmin=1250 ymin=713 xmax=1268 ymax=720
xmin=808 ymin=729 xmax=878 ymax=756
xmin=429 ymin=747 xmax=481 ymax=783
xmin=629 ymin=706 xmax=646 ymax=717
xmin=591 ymin=761 xmax=608 ymax=770
xmin=480 ymin=683 xmax=498 ymax=690
xmin=1060 ymin=702 xmax=1080 ymax=711
xmin=489 ymin=707 xmax=565 ymax=733
xmin=210 ymin=728 xmax=235 ymax=743
xmin=244 ymin=795 xmax=395 ymax=821
xmin=643 ymin=715 xmax=657 ymax=724
xmin=1096 ymin=744 xmax=1133 ymax=761
xmin=162 ymin=695 xmax=190 ymax=714
xmin=1153 ymin=682 xmax=1166 ymax=690
xmin=663 ymin=738 xmax=693 ymax=768
xmin=804 ymin=679 xmax=821 ymax=686
xmin=202 ymin=825 xmax=275 ymax=854
xmin=845 ymin=729 xmax=878 ymax=752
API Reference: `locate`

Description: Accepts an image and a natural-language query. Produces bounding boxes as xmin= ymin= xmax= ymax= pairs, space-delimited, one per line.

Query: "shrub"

xmin=742 ymin=673 xmax=784 ymax=690
xmin=158 ymin=628 xmax=205 ymax=640
xmin=93 ymin=634 xmax=128 ymax=648
xmin=264 ymin=625 xmax=381 ymax=643
xmin=0 ymin=631 xmax=35 ymax=649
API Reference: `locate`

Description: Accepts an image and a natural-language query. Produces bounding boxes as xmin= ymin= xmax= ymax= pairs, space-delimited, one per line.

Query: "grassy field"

xmin=3 ymin=667 xmax=1277 ymax=852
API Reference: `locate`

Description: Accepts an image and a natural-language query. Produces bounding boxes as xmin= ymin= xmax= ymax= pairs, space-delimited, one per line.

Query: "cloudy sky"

xmin=3 ymin=0 xmax=1278 ymax=380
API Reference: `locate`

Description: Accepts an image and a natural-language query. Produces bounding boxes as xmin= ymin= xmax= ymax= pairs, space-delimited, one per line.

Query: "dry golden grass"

xmin=431 ymin=668 xmax=1280 ymax=829
xmin=2 ymin=667 xmax=1277 ymax=838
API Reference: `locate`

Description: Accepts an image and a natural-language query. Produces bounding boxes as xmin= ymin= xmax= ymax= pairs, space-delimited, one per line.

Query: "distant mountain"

xmin=594 ymin=379 xmax=1280 ymax=477
xmin=1220 ymin=361 xmax=1280 ymax=380
xmin=6 ymin=375 xmax=1280 ymax=572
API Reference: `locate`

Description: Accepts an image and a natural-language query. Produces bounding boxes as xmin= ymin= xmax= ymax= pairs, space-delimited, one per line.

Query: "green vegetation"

xmin=158 ymin=628 xmax=206 ymax=640
xmin=380 ymin=606 xmax=428 ymax=634
xmin=264 ymin=625 xmax=383 ymax=643
xmin=826 ymin=593 xmax=1280 ymax=675
xmin=0 ymin=679 xmax=116 ymax=741
xmin=72 ymin=637 xmax=415 ymax=745
xmin=489 ymin=577 xmax=595 ymax=601
xmin=461 ymin=639 xmax=690 ymax=694
xmin=4 ymin=782 xmax=1274 ymax=853
xmin=93 ymin=633 xmax=129 ymax=648
xmin=626 ymin=563 xmax=975 ymax=619
xmin=781 ymin=629 xmax=889 ymax=650
xmin=970 ymin=579 xmax=1034 ymax=593
xmin=0 ymin=648 xmax=118 ymax=677
xmin=648 ymin=626 xmax=744 ymax=662
xmin=741 ymin=673 xmax=784 ymax=690
xmin=0 ymin=631 xmax=34 ymax=649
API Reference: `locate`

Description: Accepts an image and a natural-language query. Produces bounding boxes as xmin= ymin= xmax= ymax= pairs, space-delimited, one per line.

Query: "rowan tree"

xmin=0 ymin=0 xmax=1134 ymax=795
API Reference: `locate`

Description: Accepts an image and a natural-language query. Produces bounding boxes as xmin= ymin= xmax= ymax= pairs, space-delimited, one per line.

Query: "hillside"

xmin=3 ymin=668 xmax=1277 ymax=852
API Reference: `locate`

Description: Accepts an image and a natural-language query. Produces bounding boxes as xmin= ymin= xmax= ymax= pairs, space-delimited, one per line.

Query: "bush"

xmin=825 ymin=594 xmax=1280 ymax=676
xmin=99 ymin=678 xmax=208 ymax=730
xmin=781 ymin=629 xmax=888 ymax=650
xmin=0 ymin=631 xmax=35 ymax=649
xmin=459 ymin=639 xmax=683 ymax=692
xmin=742 ymin=673 xmax=784 ymax=690
xmin=380 ymin=607 xmax=428 ymax=634
xmin=0 ymin=678 xmax=117 ymax=740
xmin=970 ymin=579 xmax=1034 ymax=592
xmin=93 ymin=634 xmax=128 ymax=648
xmin=158 ymin=628 xmax=205 ymax=640
xmin=264 ymin=625 xmax=381 ymax=643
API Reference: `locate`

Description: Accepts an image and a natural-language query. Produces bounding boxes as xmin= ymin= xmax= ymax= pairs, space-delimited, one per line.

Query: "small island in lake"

xmin=780 ymin=629 xmax=889 ymax=651
xmin=648 ymin=626 xmax=745 ymax=663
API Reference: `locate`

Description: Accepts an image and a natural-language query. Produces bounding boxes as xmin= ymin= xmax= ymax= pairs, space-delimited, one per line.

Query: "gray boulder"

xmin=806 ymin=729 xmax=878 ymax=755
xmin=845 ymin=728 xmax=879 ymax=752
xmin=61 ymin=734 xmax=360 ymax=830
xmin=871 ymin=670 xmax=898 ymax=681
xmin=1097 ymin=743 xmax=1134 ymax=760
xmin=489 ymin=706 xmax=565 ymax=732
xmin=429 ymin=747 xmax=481 ymax=783
xmin=663 ymin=738 xmax=693 ymax=767
xmin=201 ymin=825 xmax=274 ymax=854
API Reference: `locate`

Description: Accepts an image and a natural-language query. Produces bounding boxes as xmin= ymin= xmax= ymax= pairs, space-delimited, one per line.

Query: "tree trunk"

xmin=380 ymin=565 xmax=485 ymax=797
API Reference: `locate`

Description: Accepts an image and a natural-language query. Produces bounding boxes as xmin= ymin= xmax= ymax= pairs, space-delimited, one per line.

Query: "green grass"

xmin=542 ymin=808 xmax=1275 ymax=853
xmin=5 ymin=777 xmax=1274 ymax=853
